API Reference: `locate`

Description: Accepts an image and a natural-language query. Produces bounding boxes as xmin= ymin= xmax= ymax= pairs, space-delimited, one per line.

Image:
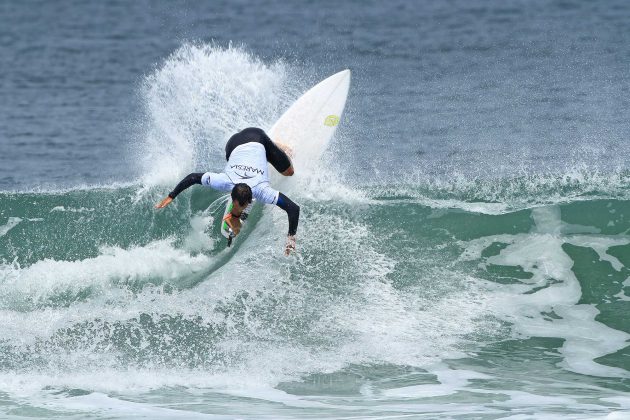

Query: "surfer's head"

xmin=231 ymin=183 xmax=252 ymax=206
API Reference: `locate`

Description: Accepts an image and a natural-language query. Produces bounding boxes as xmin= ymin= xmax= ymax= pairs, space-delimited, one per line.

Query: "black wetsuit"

xmin=225 ymin=127 xmax=292 ymax=173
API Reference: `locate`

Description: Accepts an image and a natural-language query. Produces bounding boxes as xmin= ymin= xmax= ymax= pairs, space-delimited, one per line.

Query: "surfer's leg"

xmin=262 ymin=137 xmax=293 ymax=175
xmin=225 ymin=130 xmax=254 ymax=160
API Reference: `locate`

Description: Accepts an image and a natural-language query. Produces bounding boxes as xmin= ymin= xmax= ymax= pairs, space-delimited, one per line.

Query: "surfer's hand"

xmin=155 ymin=196 xmax=173 ymax=209
xmin=223 ymin=214 xmax=242 ymax=236
xmin=284 ymin=235 xmax=296 ymax=256
xmin=231 ymin=217 xmax=242 ymax=236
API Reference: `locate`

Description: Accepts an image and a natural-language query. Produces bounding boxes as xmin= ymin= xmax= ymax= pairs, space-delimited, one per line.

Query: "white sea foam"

xmin=1 ymin=198 xmax=624 ymax=420
xmin=461 ymin=205 xmax=630 ymax=379
xmin=12 ymin=198 xmax=474 ymax=398
xmin=36 ymin=392 xmax=224 ymax=419
xmin=49 ymin=206 xmax=95 ymax=213
xmin=0 ymin=217 xmax=22 ymax=237
xmin=0 ymin=238 xmax=212 ymax=310
xmin=383 ymin=365 xmax=490 ymax=398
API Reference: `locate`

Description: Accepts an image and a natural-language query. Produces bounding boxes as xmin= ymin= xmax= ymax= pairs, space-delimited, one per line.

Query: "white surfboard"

xmin=269 ymin=69 xmax=351 ymax=170
xmin=220 ymin=69 xmax=351 ymax=244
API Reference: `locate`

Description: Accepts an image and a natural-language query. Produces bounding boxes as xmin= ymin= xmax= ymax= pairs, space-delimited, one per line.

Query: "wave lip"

xmin=0 ymin=239 xmax=211 ymax=311
xmin=368 ymin=168 xmax=630 ymax=214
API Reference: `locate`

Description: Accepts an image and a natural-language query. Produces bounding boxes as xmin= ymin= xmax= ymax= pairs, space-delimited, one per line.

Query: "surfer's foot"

xmin=276 ymin=142 xmax=294 ymax=159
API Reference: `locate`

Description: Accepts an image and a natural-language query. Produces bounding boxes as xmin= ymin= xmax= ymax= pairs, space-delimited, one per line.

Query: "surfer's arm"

xmin=276 ymin=192 xmax=300 ymax=240
xmin=155 ymin=172 xmax=203 ymax=208
xmin=277 ymin=192 xmax=299 ymax=256
xmin=156 ymin=172 xmax=234 ymax=208
xmin=168 ymin=173 xmax=203 ymax=198
xmin=273 ymin=141 xmax=294 ymax=176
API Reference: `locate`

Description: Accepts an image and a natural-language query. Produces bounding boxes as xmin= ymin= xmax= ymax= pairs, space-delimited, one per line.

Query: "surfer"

xmin=155 ymin=127 xmax=300 ymax=255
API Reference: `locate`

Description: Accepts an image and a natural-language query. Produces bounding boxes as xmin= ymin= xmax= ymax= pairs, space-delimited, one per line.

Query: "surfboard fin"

xmin=226 ymin=227 xmax=236 ymax=247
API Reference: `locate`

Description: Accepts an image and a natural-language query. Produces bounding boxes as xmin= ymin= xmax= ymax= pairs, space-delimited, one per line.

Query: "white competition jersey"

xmin=201 ymin=143 xmax=279 ymax=205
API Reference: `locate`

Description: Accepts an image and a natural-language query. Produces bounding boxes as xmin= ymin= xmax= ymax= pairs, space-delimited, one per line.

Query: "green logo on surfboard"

xmin=324 ymin=115 xmax=340 ymax=127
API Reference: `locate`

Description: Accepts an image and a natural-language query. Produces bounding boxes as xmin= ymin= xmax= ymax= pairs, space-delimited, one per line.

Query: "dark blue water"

xmin=2 ymin=0 xmax=629 ymax=190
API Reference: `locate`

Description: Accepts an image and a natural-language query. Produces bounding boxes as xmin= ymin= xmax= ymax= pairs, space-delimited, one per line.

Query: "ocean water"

xmin=1 ymin=1 xmax=630 ymax=418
